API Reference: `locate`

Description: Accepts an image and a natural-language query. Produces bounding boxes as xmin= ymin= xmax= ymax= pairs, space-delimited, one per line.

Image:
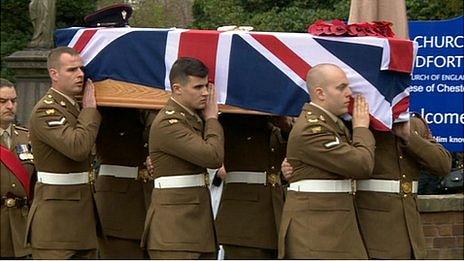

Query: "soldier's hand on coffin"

xmin=82 ymin=79 xmax=97 ymax=108
xmin=202 ymin=82 xmax=218 ymax=119
xmin=392 ymin=120 xmax=411 ymax=145
xmin=352 ymin=95 xmax=370 ymax=128
xmin=281 ymin=157 xmax=294 ymax=181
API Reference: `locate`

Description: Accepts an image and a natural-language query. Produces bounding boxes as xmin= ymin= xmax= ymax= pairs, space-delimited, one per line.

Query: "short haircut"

xmin=306 ymin=63 xmax=342 ymax=91
xmin=169 ymin=57 xmax=209 ymax=86
xmin=47 ymin=46 xmax=80 ymax=70
xmin=0 ymin=78 xmax=15 ymax=89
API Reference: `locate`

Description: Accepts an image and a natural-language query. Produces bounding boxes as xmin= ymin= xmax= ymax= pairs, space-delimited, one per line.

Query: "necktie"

xmin=2 ymin=131 xmax=11 ymax=149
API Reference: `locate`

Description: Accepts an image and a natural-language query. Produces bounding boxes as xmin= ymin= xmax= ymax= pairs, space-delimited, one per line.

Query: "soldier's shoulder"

xmin=301 ymin=111 xmax=331 ymax=134
xmin=157 ymin=107 xmax=187 ymax=125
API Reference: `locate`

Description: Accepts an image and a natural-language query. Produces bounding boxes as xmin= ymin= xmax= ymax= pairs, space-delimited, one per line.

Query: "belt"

xmin=37 ymin=171 xmax=89 ymax=185
xmin=357 ymin=179 xmax=418 ymax=194
xmin=154 ymin=173 xmax=208 ymax=189
xmin=225 ymin=171 xmax=281 ymax=186
xmin=1 ymin=196 xmax=28 ymax=208
xmin=288 ymin=179 xmax=356 ymax=193
xmin=99 ymin=164 xmax=138 ymax=179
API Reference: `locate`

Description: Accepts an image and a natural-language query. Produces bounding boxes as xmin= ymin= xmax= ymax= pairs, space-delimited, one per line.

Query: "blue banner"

xmin=409 ymin=16 xmax=464 ymax=152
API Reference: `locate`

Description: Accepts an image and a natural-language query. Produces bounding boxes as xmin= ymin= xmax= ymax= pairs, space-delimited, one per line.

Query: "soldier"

xmin=355 ymin=113 xmax=452 ymax=259
xmin=215 ymin=113 xmax=290 ymax=259
xmin=141 ymin=57 xmax=224 ymax=259
xmin=93 ymin=107 xmax=155 ymax=259
xmin=279 ymin=63 xmax=375 ymax=259
xmin=0 ymin=78 xmax=35 ymax=258
xmin=25 ymin=46 xmax=101 ymax=259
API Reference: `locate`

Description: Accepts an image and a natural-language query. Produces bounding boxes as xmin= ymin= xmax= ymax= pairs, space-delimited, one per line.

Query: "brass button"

xmin=246 ymin=136 xmax=252 ymax=141
xmin=11 ymin=183 xmax=16 ymax=188
xmin=271 ymin=148 xmax=275 ymax=152
xmin=402 ymin=181 xmax=412 ymax=194
xmin=271 ymin=166 xmax=275 ymax=170
xmin=5 ymin=198 xmax=16 ymax=208
xmin=402 ymin=174 xmax=406 ymax=178
xmin=399 ymin=155 xmax=403 ymax=159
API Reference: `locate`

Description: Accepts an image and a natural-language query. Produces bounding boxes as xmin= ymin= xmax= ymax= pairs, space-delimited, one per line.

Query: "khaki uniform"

xmin=94 ymin=107 xmax=153 ymax=259
xmin=279 ymin=103 xmax=375 ymax=259
xmin=25 ymin=88 xmax=101 ymax=257
xmin=215 ymin=114 xmax=286 ymax=259
xmin=142 ymin=98 xmax=224 ymax=258
xmin=356 ymin=117 xmax=452 ymax=259
xmin=1 ymin=125 xmax=35 ymax=257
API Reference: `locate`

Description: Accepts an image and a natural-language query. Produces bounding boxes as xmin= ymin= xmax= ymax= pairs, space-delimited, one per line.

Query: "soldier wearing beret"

xmin=1 ymin=78 xmax=35 ymax=258
xmin=141 ymin=57 xmax=224 ymax=259
xmin=94 ymin=107 xmax=156 ymax=259
xmin=355 ymin=113 xmax=452 ymax=259
xmin=215 ymin=113 xmax=290 ymax=259
xmin=26 ymin=47 xmax=101 ymax=259
xmin=279 ymin=63 xmax=375 ymax=259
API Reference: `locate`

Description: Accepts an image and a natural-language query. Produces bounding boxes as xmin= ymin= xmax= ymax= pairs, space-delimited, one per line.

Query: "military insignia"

xmin=324 ymin=136 xmax=340 ymax=148
xmin=168 ymin=119 xmax=178 ymax=124
xmin=165 ymin=110 xmax=175 ymax=115
xmin=306 ymin=111 xmax=312 ymax=115
xmin=16 ymin=144 xmax=33 ymax=161
xmin=319 ymin=115 xmax=326 ymax=122
xmin=47 ymin=117 xmax=66 ymax=126
xmin=47 ymin=94 xmax=52 ymax=98
xmin=60 ymin=101 xmax=66 ymax=107
xmin=13 ymin=130 xmax=19 ymax=136
xmin=43 ymin=99 xmax=53 ymax=104
xmin=309 ymin=126 xmax=322 ymax=134
xmin=307 ymin=118 xmax=319 ymax=123
xmin=45 ymin=109 xmax=55 ymax=115
xmin=180 ymin=112 xmax=185 ymax=117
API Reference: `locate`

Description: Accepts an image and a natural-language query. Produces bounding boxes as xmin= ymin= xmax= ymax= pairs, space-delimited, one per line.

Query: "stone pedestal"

xmin=4 ymin=49 xmax=51 ymax=127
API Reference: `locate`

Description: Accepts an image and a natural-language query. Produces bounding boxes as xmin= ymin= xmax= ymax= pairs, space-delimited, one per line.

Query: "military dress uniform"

xmin=94 ymin=107 xmax=154 ymax=259
xmin=142 ymin=98 xmax=224 ymax=259
xmin=355 ymin=116 xmax=452 ymax=259
xmin=25 ymin=88 xmax=101 ymax=259
xmin=215 ymin=114 xmax=287 ymax=259
xmin=279 ymin=103 xmax=375 ymax=259
xmin=1 ymin=124 xmax=35 ymax=258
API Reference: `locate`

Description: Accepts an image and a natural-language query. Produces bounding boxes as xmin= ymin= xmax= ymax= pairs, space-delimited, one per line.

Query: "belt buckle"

xmin=204 ymin=174 xmax=210 ymax=187
xmin=351 ymin=180 xmax=357 ymax=195
xmin=401 ymin=181 xmax=412 ymax=195
xmin=5 ymin=198 xmax=16 ymax=208
xmin=267 ymin=173 xmax=279 ymax=187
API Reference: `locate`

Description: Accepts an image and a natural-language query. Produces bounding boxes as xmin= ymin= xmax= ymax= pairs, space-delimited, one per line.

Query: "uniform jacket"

xmin=25 ymin=88 xmax=101 ymax=250
xmin=1 ymin=125 xmax=35 ymax=257
xmin=94 ymin=107 xmax=153 ymax=240
xmin=142 ymin=98 xmax=224 ymax=253
xmin=355 ymin=117 xmax=452 ymax=259
xmin=279 ymin=103 xmax=375 ymax=259
xmin=215 ymin=114 xmax=286 ymax=250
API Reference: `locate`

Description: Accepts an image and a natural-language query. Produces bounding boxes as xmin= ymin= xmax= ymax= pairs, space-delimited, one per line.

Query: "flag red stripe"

xmin=392 ymin=96 xmax=410 ymax=119
xmin=251 ymin=34 xmax=311 ymax=81
xmin=178 ymin=30 xmax=221 ymax=82
xmin=388 ymin=38 xmax=414 ymax=73
xmin=73 ymin=29 xmax=98 ymax=53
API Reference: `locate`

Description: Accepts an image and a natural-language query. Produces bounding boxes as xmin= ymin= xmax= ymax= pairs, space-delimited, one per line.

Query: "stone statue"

xmin=28 ymin=0 xmax=56 ymax=49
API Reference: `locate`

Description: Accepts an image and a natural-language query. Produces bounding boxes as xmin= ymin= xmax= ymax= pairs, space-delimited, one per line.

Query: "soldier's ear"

xmin=314 ymin=87 xmax=325 ymax=101
xmin=172 ymin=83 xmax=182 ymax=95
xmin=49 ymin=68 xmax=59 ymax=82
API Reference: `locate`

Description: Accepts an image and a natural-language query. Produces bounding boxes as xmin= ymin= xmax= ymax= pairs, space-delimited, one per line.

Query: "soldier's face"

xmin=178 ymin=75 xmax=209 ymax=111
xmin=323 ymin=70 xmax=352 ymax=116
xmin=0 ymin=87 xmax=17 ymax=127
xmin=50 ymin=53 xmax=85 ymax=97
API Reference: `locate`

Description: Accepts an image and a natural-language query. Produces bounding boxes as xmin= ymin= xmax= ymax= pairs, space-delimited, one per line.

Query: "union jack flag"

xmin=56 ymin=27 xmax=417 ymax=131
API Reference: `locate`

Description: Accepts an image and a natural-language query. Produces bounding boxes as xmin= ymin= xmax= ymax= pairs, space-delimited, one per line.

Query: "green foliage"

xmin=1 ymin=0 xmax=97 ymax=81
xmin=407 ymin=0 xmax=463 ymax=20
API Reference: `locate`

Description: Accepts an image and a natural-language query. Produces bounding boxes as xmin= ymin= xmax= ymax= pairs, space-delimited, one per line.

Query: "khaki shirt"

xmin=25 ymin=88 xmax=101 ymax=250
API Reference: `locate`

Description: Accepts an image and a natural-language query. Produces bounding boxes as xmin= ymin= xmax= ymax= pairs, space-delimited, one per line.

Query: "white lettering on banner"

xmin=415 ymin=55 xmax=464 ymax=68
xmin=433 ymin=136 xmax=448 ymax=143
xmin=412 ymin=74 xmax=430 ymax=80
xmin=436 ymin=83 xmax=464 ymax=93
xmin=449 ymin=136 xmax=464 ymax=143
xmin=413 ymin=35 xmax=464 ymax=48
xmin=420 ymin=108 xmax=464 ymax=125
xmin=441 ymin=74 xmax=464 ymax=81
